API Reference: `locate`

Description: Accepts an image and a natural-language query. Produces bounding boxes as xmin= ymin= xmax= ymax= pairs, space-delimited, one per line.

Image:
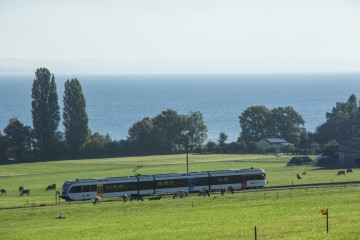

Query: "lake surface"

xmin=0 ymin=73 xmax=359 ymax=142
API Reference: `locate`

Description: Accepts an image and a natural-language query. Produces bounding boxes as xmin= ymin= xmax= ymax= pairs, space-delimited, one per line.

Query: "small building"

xmin=256 ymin=138 xmax=294 ymax=152
xmin=337 ymin=139 xmax=360 ymax=167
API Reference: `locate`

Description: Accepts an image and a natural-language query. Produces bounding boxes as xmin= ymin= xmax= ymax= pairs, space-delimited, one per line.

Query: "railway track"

xmin=1 ymin=181 xmax=359 ymax=211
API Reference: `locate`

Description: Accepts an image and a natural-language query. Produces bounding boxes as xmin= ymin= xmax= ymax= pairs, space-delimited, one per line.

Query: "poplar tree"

xmin=31 ymin=68 xmax=60 ymax=159
xmin=63 ymin=78 xmax=89 ymax=154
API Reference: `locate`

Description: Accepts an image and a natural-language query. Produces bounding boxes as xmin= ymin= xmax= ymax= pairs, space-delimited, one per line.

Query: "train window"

xmin=69 ymin=186 xmax=79 ymax=193
xmin=211 ymin=175 xmax=240 ymax=185
xmin=104 ymin=184 xmax=112 ymax=193
xmin=123 ymin=182 xmax=138 ymax=191
xmin=139 ymin=181 xmax=154 ymax=190
xmin=156 ymin=179 xmax=187 ymax=189
xmin=194 ymin=177 xmax=209 ymax=186
xmin=247 ymin=174 xmax=265 ymax=180
xmin=69 ymin=185 xmax=92 ymax=193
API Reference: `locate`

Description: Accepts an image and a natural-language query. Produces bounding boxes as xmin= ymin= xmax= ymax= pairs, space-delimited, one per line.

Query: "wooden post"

xmin=326 ymin=208 xmax=329 ymax=233
xmin=55 ymin=191 xmax=60 ymax=205
xmin=254 ymin=226 xmax=257 ymax=240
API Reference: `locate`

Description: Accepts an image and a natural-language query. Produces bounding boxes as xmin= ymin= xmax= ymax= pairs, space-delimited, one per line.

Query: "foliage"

xmin=269 ymin=106 xmax=305 ymax=144
xmin=217 ymin=132 xmax=228 ymax=146
xmin=3 ymin=117 xmax=33 ymax=161
xmin=80 ymin=132 xmax=111 ymax=157
xmin=239 ymin=105 xmax=270 ymax=142
xmin=127 ymin=117 xmax=159 ymax=154
xmin=31 ymin=68 xmax=60 ymax=159
xmin=239 ymin=105 xmax=305 ymax=145
xmin=206 ymin=140 xmax=217 ymax=153
xmin=314 ymin=94 xmax=360 ymax=143
xmin=63 ymin=78 xmax=89 ymax=154
xmin=0 ymin=132 xmax=9 ymax=161
xmin=182 ymin=111 xmax=208 ymax=149
xmin=127 ymin=109 xmax=207 ymax=155
xmin=280 ymin=144 xmax=295 ymax=154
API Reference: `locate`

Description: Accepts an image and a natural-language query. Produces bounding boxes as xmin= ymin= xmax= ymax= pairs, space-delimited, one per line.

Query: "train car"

xmin=61 ymin=168 xmax=266 ymax=201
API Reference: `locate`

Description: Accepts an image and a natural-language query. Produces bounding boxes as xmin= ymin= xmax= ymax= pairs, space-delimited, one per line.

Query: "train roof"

xmin=65 ymin=168 xmax=265 ymax=184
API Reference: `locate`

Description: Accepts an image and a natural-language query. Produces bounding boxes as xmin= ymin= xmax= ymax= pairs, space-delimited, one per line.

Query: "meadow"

xmin=0 ymin=154 xmax=359 ymax=239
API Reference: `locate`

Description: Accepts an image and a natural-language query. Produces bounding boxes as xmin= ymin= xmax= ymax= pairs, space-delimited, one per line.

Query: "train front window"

xmin=62 ymin=182 xmax=72 ymax=194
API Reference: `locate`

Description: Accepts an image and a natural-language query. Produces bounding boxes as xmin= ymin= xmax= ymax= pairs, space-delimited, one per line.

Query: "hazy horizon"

xmin=1 ymin=0 xmax=359 ymax=75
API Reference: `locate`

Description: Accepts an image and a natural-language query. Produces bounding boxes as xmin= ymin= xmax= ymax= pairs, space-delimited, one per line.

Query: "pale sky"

xmin=1 ymin=0 xmax=360 ymax=74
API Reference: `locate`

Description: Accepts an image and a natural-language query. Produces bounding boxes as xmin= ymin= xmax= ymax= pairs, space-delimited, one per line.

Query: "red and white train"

xmin=61 ymin=168 xmax=266 ymax=201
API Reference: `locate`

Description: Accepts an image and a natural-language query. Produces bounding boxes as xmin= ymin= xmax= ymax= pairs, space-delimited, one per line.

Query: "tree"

xmin=3 ymin=117 xmax=33 ymax=161
xmin=218 ymin=132 xmax=228 ymax=146
xmin=153 ymin=109 xmax=183 ymax=152
xmin=269 ymin=106 xmax=305 ymax=144
xmin=239 ymin=105 xmax=270 ymax=142
xmin=80 ymin=132 xmax=111 ymax=157
xmin=182 ymin=111 xmax=208 ymax=149
xmin=127 ymin=110 xmax=208 ymax=155
xmin=31 ymin=68 xmax=60 ymax=159
xmin=0 ymin=132 xmax=9 ymax=161
xmin=127 ymin=117 xmax=158 ymax=154
xmin=63 ymin=78 xmax=89 ymax=154
xmin=206 ymin=140 xmax=217 ymax=153
xmin=315 ymin=94 xmax=360 ymax=143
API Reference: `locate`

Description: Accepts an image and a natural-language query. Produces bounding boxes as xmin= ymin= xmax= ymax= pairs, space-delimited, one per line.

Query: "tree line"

xmin=0 ymin=68 xmax=359 ymax=163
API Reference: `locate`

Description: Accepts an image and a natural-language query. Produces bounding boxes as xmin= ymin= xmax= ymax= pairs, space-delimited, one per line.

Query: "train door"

xmin=241 ymin=175 xmax=247 ymax=189
xmin=96 ymin=184 xmax=104 ymax=198
xmin=188 ymin=178 xmax=194 ymax=191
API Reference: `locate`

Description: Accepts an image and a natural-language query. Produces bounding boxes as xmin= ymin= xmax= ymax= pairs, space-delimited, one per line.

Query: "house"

xmin=337 ymin=139 xmax=360 ymax=167
xmin=256 ymin=138 xmax=294 ymax=152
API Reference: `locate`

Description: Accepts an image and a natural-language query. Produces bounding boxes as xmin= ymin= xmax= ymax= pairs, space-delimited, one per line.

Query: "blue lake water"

xmin=0 ymin=73 xmax=359 ymax=142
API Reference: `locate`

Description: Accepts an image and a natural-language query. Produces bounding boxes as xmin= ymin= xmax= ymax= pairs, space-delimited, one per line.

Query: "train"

xmin=61 ymin=168 xmax=266 ymax=201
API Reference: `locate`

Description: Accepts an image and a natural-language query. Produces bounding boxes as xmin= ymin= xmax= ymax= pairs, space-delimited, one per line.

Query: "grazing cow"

xmin=46 ymin=184 xmax=56 ymax=191
xmin=93 ymin=196 xmax=101 ymax=205
xmin=346 ymin=168 xmax=353 ymax=173
xmin=173 ymin=190 xmax=189 ymax=199
xmin=198 ymin=189 xmax=210 ymax=197
xmin=130 ymin=194 xmax=144 ymax=201
xmin=149 ymin=195 xmax=162 ymax=201
xmin=20 ymin=189 xmax=30 ymax=196
xmin=0 ymin=189 xmax=6 ymax=195
xmin=121 ymin=194 xmax=128 ymax=202
xmin=19 ymin=186 xmax=24 ymax=192
xmin=220 ymin=187 xmax=235 ymax=196
xmin=337 ymin=170 xmax=346 ymax=176
xmin=297 ymin=174 xmax=302 ymax=179
xmin=302 ymin=171 xmax=307 ymax=175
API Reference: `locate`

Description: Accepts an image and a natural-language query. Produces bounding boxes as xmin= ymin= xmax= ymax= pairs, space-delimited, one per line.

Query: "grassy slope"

xmin=0 ymin=154 xmax=359 ymax=239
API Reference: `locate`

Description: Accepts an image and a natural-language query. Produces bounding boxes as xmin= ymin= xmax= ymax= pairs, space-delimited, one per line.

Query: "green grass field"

xmin=1 ymin=154 xmax=359 ymax=239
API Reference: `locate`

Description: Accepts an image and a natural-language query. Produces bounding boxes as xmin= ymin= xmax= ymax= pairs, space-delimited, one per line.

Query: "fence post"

xmin=254 ymin=226 xmax=257 ymax=240
xmin=326 ymin=209 xmax=329 ymax=233
xmin=55 ymin=191 xmax=60 ymax=205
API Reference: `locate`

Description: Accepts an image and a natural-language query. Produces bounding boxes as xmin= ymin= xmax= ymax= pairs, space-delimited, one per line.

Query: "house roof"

xmin=264 ymin=138 xmax=289 ymax=144
xmin=337 ymin=139 xmax=360 ymax=150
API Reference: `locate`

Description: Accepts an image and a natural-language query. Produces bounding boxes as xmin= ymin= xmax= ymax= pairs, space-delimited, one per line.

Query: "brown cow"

xmin=220 ymin=187 xmax=234 ymax=196
xmin=198 ymin=189 xmax=210 ymax=197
